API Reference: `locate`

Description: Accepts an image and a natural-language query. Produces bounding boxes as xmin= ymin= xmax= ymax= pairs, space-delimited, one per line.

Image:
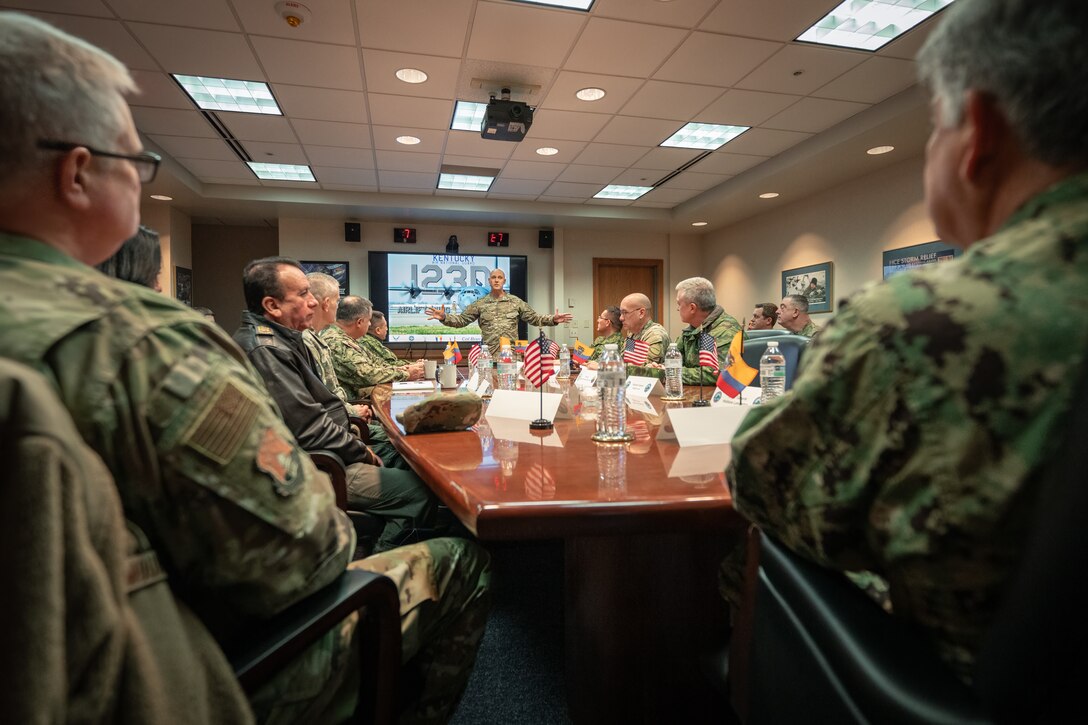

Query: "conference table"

xmin=373 ymin=378 xmax=748 ymax=723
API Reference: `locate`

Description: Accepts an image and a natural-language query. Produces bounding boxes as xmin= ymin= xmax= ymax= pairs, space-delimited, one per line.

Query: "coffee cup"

xmin=440 ymin=364 xmax=458 ymax=389
xmin=423 ymin=359 xmax=437 ymax=378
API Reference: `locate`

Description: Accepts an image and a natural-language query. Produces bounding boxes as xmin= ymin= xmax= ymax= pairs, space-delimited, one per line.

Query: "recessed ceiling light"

xmin=149 ymin=194 xmax=173 ymax=201
xmin=395 ymin=68 xmax=428 ymax=84
xmin=759 ymin=192 xmax=780 ymax=199
xmin=796 ymin=0 xmax=958 ymax=52
xmin=691 ymin=221 xmax=708 ymax=227
xmin=247 ymin=162 xmax=315 ymax=182
xmin=575 ymin=87 xmax=606 ymax=102
xmin=536 ymin=147 xmax=559 ymax=156
xmin=867 ymin=145 xmax=895 ymax=155
xmin=438 ymin=173 xmax=495 ymax=192
xmin=594 ymin=185 xmax=652 ymax=200
xmin=660 ymin=122 xmax=749 ymax=150
xmin=510 ymin=0 xmax=594 ymax=10
xmin=450 ymin=101 xmax=488 ymax=131
xmin=172 ymin=74 xmax=281 ymax=115
xmin=396 ymin=135 xmax=421 ymax=145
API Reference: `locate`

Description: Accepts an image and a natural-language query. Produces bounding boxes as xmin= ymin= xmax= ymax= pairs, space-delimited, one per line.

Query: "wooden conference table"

xmin=373 ymin=379 xmax=747 ymax=723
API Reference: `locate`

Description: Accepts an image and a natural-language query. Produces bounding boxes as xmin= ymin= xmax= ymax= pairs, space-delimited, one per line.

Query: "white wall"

xmin=702 ymin=155 xmax=937 ymax=324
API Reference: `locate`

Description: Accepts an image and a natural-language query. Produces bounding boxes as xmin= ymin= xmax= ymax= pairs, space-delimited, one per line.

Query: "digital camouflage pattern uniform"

xmin=321 ymin=323 xmax=409 ymax=400
xmin=720 ymin=172 xmax=1088 ymax=682
xmin=361 ymin=332 xmax=409 ymax=367
xmin=795 ymin=320 xmax=820 ymax=338
xmin=627 ymin=306 xmax=742 ymax=385
xmin=439 ymin=293 xmax=559 ymax=357
xmin=626 ymin=318 xmax=671 ymax=365
xmin=588 ymin=330 xmax=624 ymax=362
xmin=0 ymin=234 xmax=491 ymax=722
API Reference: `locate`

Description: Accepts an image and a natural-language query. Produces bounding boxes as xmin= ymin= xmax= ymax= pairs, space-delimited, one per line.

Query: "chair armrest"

xmin=309 ymin=450 xmax=348 ymax=511
xmin=227 ymin=569 xmax=401 ymax=724
xmin=348 ymin=415 xmax=373 ymax=444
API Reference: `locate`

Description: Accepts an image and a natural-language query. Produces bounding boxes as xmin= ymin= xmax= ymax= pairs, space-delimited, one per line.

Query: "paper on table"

xmin=392 ymin=380 xmax=436 ymax=392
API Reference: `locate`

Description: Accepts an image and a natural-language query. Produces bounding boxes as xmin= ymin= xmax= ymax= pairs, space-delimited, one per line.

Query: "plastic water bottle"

xmin=497 ymin=344 xmax=517 ymax=391
xmin=558 ymin=343 xmax=571 ymax=379
xmin=664 ymin=342 xmax=683 ymax=397
xmin=759 ymin=340 xmax=786 ymax=402
xmin=477 ymin=346 xmax=493 ymax=392
xmin=596 ymin=442 xmax=627 ymax=499
xmin=594 ymin=344 xmax=629 ymax=440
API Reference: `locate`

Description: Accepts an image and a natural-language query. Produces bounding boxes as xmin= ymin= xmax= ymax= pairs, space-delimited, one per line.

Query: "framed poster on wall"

xmin=781 ymin=261 xmax=833 ymax=313
xmin=175 ymin=266 xmax=192 ymax=306
xmin=299 ymin=261 xmax=349 ymax=296
xmin=882 ymin=241 xmax=961 ymax=279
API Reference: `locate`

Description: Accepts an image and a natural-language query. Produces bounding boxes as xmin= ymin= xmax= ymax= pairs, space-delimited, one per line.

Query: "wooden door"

xmin=592 ymin=258 xmax=664 ymax=321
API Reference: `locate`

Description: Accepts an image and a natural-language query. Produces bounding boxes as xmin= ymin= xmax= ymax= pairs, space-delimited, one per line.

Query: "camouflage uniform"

xmin=321 ymin=323 xmax=410 ymax=400
xmin=439 ymin=293 xmax=559 ymax=356
xmin=626 ymin=318 xmax=670 ymax=365
xmin=361 ymin=332 xmax=409 ymax=367
xmin=588 ymin=331 xmax=624 ymax=362
xmin=721 ymin=172 xmax=1088 ymax=682
xmin=0 ymin=234 xmax=491 ymax=722
xmin=795 ymin=320 xmax=819 ymax=338
xmin=627 ymin=306 xmax=742 ymax=384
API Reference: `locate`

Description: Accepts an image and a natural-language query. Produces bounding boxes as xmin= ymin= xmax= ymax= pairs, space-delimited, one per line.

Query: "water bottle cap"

xmin=604 ymin=343 xmax=618 ymax=350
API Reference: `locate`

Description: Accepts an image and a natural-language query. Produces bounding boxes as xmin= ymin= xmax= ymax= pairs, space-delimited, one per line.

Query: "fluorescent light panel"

xmin=796 ymin=0 xmax=957 ymax=51
xmin=450 ymin=101 xmax=488 ymax=131
xmin=509 ymin=0 xmax=594 ymax=10
xmin=438 ymin=173 xmax=494 ymax=192
xmin=660 ymin=123 xmax=749 ymax=150
xmin=247 ymin=162 xmax=315 ymax=182
xmin=173 ymin=74 xmax=281 ymax=115
xmin=594 ymin=185 xmax=652 ymax=200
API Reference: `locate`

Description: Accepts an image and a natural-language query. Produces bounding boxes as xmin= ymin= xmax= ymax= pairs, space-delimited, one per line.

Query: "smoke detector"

xmin=275 ymin=1 xmax=311 ymax=28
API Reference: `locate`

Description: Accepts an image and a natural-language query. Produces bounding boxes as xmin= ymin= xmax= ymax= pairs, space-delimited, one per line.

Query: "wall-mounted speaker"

xmin=344 ymin=222 xmax=361 ymax=242
xmin=538 ymin=230 xmax=554 ymax=248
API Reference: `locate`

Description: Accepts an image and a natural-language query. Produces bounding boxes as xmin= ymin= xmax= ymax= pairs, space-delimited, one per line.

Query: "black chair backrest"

xmin=744 ymin=330 xmax=790 ymax=339
xmin=739 ymin=334 xmax=810 ymax=390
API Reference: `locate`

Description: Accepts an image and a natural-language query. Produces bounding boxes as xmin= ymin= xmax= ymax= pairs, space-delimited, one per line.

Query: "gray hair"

xmin=916 ymin=0 xmax=1088 ymax=169
xmin=305 ymin=272 xmax=340 ymax=303
xmin=0 ymin=13 xmax=137 ymax=196
xmin=784 ymin=294 xmax=809 ymax=313
xmin=336 ymin=295 xmax=373 ymax=322
xmin=675 ymin=277 xmax=716 ymax=312
xmin=370 ymin=310 xmax=387 ymax=325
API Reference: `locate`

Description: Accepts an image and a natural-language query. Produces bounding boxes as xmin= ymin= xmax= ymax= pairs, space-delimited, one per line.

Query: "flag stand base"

xmin=530 ymin=418 xmax=554 ymax=430
xmin=691 ymin=400 xmax=711 ymax=407
xmin=659 ymin=394 xmax=685 ymax=402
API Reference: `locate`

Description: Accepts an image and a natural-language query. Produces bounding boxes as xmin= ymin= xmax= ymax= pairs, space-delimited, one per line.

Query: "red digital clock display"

xmin=487 ymin=231 xmax=509 ymax=247
xmin=393 ymin=227 xmax=416 ymax=243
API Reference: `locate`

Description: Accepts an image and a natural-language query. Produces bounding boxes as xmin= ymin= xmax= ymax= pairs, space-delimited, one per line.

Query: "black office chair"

xmin=739 ymin=334 xmax=810 ymax=390
xmin=729 ymin=348 xmax=1088 ymax=725
xmin=743 ymin=330 xmax=790 ymax=339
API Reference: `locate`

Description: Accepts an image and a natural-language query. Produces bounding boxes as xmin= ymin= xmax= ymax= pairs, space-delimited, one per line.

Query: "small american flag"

xmin=523 ymin=334 xmax=557 ymax=387
xmin=623 ymin=337 xmax=650 ymax=365
xmin=697 ymin=332 xmax=719 ymax=371
xmin=468 ymin=344 xmax=482 ymax=367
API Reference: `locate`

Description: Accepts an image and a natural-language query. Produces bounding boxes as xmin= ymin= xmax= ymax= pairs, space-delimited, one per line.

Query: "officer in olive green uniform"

xmin=585 ymin=306 xmax=623 ymax=363
xmin=779 ymin=294 xmax=820 ymax=338
xmin=720 ymin=0 xmax=1088 ymax=683
xmin=795 ymin=320 xmax=819 ymax=338
xmin=588 ymin=330 xmax=624 ymax=362
xmin=363 ymin=311 xmax=410 ymax=367
xmin=619 ymin=293 xmax=671 ymax=365
xmin=323 ymin=299 xmax=427 ymax=400
xmin=426 ymin=268 xmax=572 ymax=356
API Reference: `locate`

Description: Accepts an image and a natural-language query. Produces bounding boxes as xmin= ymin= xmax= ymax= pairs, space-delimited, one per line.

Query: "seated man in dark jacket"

xmin=233 ymin=256 xmax=435 ymax=552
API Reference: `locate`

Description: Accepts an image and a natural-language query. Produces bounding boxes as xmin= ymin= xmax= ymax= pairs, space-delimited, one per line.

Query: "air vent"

xmin=200 ymin=110 xmax=252 ymax=163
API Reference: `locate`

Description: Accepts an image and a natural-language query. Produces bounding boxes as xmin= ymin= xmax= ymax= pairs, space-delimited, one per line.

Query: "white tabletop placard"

xmin=485 ymin=415 xmax=566 ymax=447
xmin=625 ymin=394 xmax=657 ymax=415
xmin=485 ymin=389 xmax=563 ymax=421
xmin=663 ymin=443 xmax=733 ymax=478
xmin=710 ymin=385 xmax=762 ymax=407
xmin=392 ymin=380 xmax=436 ymax=393
xmin=655 ymin=405 xmax=753 ymax=446
xmin=625 ymin=375 xmax=664 ymax=400
xmin=574 ymin=368 xmax=597 ymax=389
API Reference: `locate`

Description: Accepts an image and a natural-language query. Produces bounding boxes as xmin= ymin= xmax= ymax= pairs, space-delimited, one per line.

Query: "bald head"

xmin=620 ymin=293 xmax=652 ymax=334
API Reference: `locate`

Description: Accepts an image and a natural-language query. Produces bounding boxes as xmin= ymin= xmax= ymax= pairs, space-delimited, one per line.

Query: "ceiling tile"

xmin=467 ymin=1 xmax=585 ymax=68
xmin=634 ymin=147 xmax=704 ymax=171
xmin=556 ymin=165 xmax=624 ymax=184
xmin=500 ymin=160 xmax=564 ymax=181
xmin=735 ymin=44 xmax=867 ymax=96
xmin=440 ymin=156 xmax=503 ymax=171
xmin=178 ymin=158 xmax=255 ymax=180
xmin=374 ymin=150 xmax=441 ymax=173
xmin=639 ymin=186 xmax=701 ymax=204
xmin=566 ymin=18 xmax=686 ymax=77
xmin=487 ymin=193 xmax=540 ymax=201
xmin=129 ymin=71 xmax=192 ymax=109
xmin=371 ymin=126 xmax=445 ymax=152
xmin=197 ymin=178 xmax=262 ymax=187
xmin=131 ymin=108 xmax=216 ymax=138
xmin=293 ymin=120 xmax=373 ymax=148
xmin=594 ymin=0 xmax=718 ymax=28
xmin=525 ymin=110 xmax=610 ymax=142
xmin=321 ymin=184 xmax=380 ymax=193
xmin=304 ymin=145 xmax=376 ymax=169
xmin=273 ymin=85 xmax=368 ymax=123
xmin=232 ymin=0 xmax=356 ymax=45
xmin=878 ymin=14 xmax=942 ymax=60
xmin=108 ymin=0 xmax=239 ymax=30
xmin=221 ymin=114 xmax=298 ymax=143
xmin=259 ymin=179 xmax=319 ymax=189
xmin=367 ymin=94 xmax=454 ymax=130
xmin=489 ymin=178 xmax=552 ymax=196
xmin=814 ymin=57 xmax=918 ymax=104
xmin=654 ymin=32 xmax=781 ymax=88
xmin=594 ymin=116 xmax=680 ymax=146
xmin=585 ymin=198 xmax=634 ymax=207
xmin=537 ymin=71 xmax=644 ymax=114
xmin=356 ymin=0 xmax=474 ymax=57
xmin=251 ymin=36 xmax=363 ymax=91
xmin=695 ymin=89 xmax=800 ymax=127
xmin=763 ymin=97 xmax=869 ymax=134
xmin=610 ymin=168 xmax=671 ymax=186
xmin=147 ymin=135 xmax=237 ymax=162
xmin=573 ymin=143 xmax=650 ymax=167
xmin=631 ymin=201 xmax=674 ymax=209
xmin=28 ymin=13 xmax=157 ymax=71
xmin=242 ymin=141 xmax=309 ymax=165
xmin=509 ymin=139 xmax=587 ymax=163
xmin=362 ymin=49 xmax=462 ymax=98
xmin=383 ymin=187 xmax=435 ymax=196
xmin=544 ymin=181 xmax=601 ymax=199
xmin=2 ymin=0 xmax=110 ymax=16
xmin=721 ymin=128 xmax=810 ymax=156
xmin=619 ymin=80 xmax=724 ymax=121
xmin=699 ymin=0 xmax=833 ymax=42
xmin=377 ymin=170 xmax=438 ymax=189
xmin=659 ymin=172 xmax=731 ymax=191
xmin=444 ymin=132 xmax=517 ymax=160
xmin=313 ymin=167 xmax=379 ymax=186
xmin=692 ymin=152 xmax=767 ymax=175
xmin=128 ymin=23 xmax=262 ymax=78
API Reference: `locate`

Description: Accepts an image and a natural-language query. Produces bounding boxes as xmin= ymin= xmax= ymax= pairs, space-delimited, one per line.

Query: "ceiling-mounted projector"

xmin=481 ymin=89 xmax=533 ymax=142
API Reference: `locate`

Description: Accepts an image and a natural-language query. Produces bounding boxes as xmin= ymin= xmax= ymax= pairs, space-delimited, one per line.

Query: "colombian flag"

xmin=443 ymin=341 xmax=462 ymax=364
xmin=717 ymin=331 xmax=757 ymax=399
xmin=572 ymin=340 xmax=594 ymax=364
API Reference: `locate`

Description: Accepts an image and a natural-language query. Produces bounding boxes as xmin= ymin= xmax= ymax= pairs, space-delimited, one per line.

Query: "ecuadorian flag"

xmin=443 ymin=341 xmax=462 ymax=364
xmin=572 ymin=340 xmax=594 ymax=364
xmin=717 ymin=331 xmax=757 ymax=399
xmin=514 ymin=339 xmax=529 ymax=355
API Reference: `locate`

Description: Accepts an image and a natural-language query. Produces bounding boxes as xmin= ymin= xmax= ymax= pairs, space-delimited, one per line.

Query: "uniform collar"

xmin=0 ymin=232 xmax=87 ymax=270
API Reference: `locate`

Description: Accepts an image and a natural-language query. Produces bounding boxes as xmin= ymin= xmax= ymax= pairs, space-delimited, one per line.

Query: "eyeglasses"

xmin=37 ymin=140 xmax=162 ymax=183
